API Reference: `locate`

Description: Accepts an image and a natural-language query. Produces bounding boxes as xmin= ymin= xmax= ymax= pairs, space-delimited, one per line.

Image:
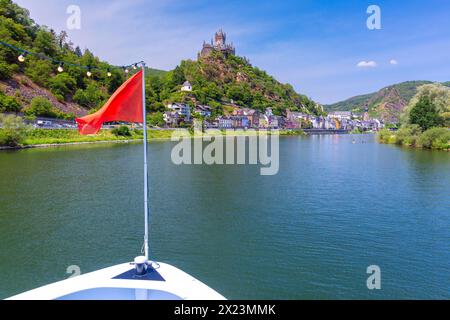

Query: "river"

xmin=0 ymin=134 xmax=449 ymax=299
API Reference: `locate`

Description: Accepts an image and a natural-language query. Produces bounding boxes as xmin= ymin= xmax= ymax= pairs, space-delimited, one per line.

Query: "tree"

xmin=49 ymin=73 xmax=77 ymax=99
xmin=33 ymin=28 xmax=58 ymax=56
xmin=409 ymin=96 xmax=443 ymax=131
xmin=25 ymin=96 xmax=57 ymax=118
xmin=0 ymin=113 xmax=28 ymax=147
xmin=25 ymin=58 xmax=53 ymax=87
xmin=74 ymin=46 xmax=82 ymax=57
xmin=0 ymin=92 xmax=21 ymax=112
xmin=147 ymin=112 xmax=165 ymax=127
xmin=403 ymin=83 xmax=450 ymax=127
xmin=73 ymin=83 xmax=107 ymax=109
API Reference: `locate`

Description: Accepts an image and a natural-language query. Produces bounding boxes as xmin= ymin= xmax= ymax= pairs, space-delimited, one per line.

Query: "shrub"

xmin=395 ymin=125 xmax=422 ymax=146
xmin=49 ymin=73 xmax=77 ymax=99
xmin=418 ymin=127 xmax=450 ymax=150
xmin=25 ymin=59 xmax=53 ymax=87
xmin=0 ymin=92 xmax=22 ymax=112
xmin=73 ymin=83 xmax=107 ymax=109
xmin=25 ymin=96 xmax=58 ymax=118
xmin=0 ymin=114 xmax=28 ymax=147
xmin=0 ymin=61 xmax=13 ymax=80
xmin=111 ymin=125 xmax=131 ymax=137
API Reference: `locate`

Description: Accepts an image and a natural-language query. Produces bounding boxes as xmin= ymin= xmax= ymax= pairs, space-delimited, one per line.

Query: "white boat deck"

xmin=7 ymin=262 xmax=226 ymax=300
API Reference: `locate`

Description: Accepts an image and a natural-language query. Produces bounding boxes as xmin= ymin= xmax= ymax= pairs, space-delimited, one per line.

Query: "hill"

xmin=1 ymin=0 xmax=319 ymax=120
xmin=325 ymin=81 xmax=450 ymax=123
xmin=145 ymin=51 xmax=320 ymax=116
xmin=0 ymin=0 xmax=165 ymax=118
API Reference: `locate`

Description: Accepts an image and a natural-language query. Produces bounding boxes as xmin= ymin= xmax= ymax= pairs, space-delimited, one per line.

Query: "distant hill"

xmin=325 ymin=81 xmax=450 ymax=123
xmin=146 ymin=67 xmax=167 ymax=77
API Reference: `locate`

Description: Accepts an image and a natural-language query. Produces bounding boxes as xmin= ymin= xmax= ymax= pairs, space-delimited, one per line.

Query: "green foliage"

xmin=379 ymin=125 xmax=449 ymax=150
xmin=25 ymin=96 xmax=57 ymax=117
xmin=403 ymin=83 xmax=450 ymax=128
xmin=0 ymin=60 xmax=14 ymax=79
xmin=0 ymin=113 xmax=28 ymax=146
xmin=111 ymin=125 xmax=132 ymax=137
xmin=73 ymin=83 xmax=107 ymax=109
xmin=145 ymin=52 xmax=317 ymax=116
xmin=1 ymin=0 xmax=317 ymax=120
xmin=395 ymin=124 xmax=422 ymax=146
xmin=408 ymin=96 xmax=443 ymax=131
xmin=417 ymin=127 xmax=450 ymax=150
xmin=147 ymin=112 xmax=165 ymax=127
xmin=25 ymin=58 xmax=53 ymax=86
xmin=48 ymin=73 xmax=77 ymax=99
xmin=378 ymin=128 xmax=395 ymax=144
xmin=33 ymin=29 xmax=58 ymax=56
xmin=0 ymin=91 xmax=21 ymax=112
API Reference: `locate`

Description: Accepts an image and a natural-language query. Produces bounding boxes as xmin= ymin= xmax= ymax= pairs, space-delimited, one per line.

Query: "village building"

xmin=163 ymin=111 xmax=179 ymax=127
xmin=194 ymin=105 xmax=212 ymax=118
xmin=328 ymin=111 xmax=353 ymax=120
xmin=232 ymin=108 xmax=259 ymax=128
xmin=181 ymin=81 xmax=192 ymax=92
xmin=217 ymin=117 xmax=233 ymax=129
xmin=167 ymin=103 xmax=191 ymax=121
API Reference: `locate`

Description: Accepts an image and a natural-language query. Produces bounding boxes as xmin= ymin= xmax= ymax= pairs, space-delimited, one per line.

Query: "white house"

xmin=167 ymin=103 xmax=191 ymax=121
xmin=181 ymin=81 xmax=192 ymax=92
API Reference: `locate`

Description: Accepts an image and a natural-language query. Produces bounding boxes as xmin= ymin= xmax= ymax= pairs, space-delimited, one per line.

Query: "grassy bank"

xmin=1 ymin=127 xmax=304 ymax=149
xmin=0 ymin=129 xmax=176 ymax=147
xmin=378 ymin=126 xmax=450 ymax=151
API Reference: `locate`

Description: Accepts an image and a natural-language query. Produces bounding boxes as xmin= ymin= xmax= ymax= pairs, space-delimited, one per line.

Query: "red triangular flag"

xmin=76 ymin=70 xmax=143 ymax=135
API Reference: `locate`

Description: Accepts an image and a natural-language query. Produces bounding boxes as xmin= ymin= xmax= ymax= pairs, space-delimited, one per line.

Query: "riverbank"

xmin=0 ymin=128 xmax=305 ymax=150
xmin=378 ymin=127 xmax=450 ymax=151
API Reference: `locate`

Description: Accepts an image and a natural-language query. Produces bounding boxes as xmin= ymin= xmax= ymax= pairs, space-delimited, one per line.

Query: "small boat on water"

xmin=6 ymin=64 xmax=226 ymax=300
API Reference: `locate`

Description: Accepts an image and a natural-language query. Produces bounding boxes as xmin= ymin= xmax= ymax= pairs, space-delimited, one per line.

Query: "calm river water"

xmin=0 ymin=134 xmax=449 ymax=299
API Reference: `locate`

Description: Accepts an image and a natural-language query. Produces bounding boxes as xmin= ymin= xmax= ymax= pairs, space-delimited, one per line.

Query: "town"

xmin=163 ymin=95 xmax=384 ymax=133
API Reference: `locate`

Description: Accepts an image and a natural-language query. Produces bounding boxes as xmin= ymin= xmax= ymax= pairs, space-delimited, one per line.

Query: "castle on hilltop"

xmin=199 ymin=29 xmax=236 ymax=59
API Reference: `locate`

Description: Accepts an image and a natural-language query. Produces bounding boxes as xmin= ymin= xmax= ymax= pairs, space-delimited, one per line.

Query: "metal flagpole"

xmin=141 ymin=62 xmax=150 ymax=260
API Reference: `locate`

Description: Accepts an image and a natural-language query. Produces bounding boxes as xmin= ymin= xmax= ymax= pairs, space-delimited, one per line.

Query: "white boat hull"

xmin=7 ymin=262 xmax=226 ymax=300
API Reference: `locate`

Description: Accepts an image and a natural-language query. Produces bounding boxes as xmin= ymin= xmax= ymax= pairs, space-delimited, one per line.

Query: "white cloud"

xmin=357 ymin=61 xmax=377 ymax=68
xmin=390 ymin=59 xmax=399 ymax=65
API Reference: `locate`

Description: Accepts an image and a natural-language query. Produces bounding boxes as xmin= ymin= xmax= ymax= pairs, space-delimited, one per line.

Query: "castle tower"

xmin=214 ymin=29 xmax=226 ymax=49
xmin=199 ymin=29 xmax=235 ymax=59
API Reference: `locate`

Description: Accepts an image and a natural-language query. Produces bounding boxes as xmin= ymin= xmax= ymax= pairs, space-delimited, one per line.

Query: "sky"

xmin=13 ymin=0 xmax=450 ymax=104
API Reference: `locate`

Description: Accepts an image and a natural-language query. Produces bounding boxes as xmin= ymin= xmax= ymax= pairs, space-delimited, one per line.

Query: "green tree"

xmin=0 ymin=92 xmax=21 ymax=112
xmin=0 ymin=113 xmax=28 ymax=147
xmin=111 ymin=125 xmax=131 ymax=137
xmin=147 ymin=112 xmax=165 ymax=127
xmin=25 ymin=58 xmax=53 ymax=86
xmin=25 ymin=96 xmax=57 ymax=117
xmin=409 ymin=96 xmax=443 ymax=131
xmin=73 ymin=83 xmax=107 ymax=109
xmin=49 ymin=73 xmax=77 ymax=99
xmin=33 ymin=28 xmax=58 ymax=57
xmin=418 ymin=127 xmax=450 ymax=150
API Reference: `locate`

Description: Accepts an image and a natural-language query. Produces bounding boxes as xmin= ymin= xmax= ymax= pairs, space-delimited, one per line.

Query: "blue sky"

xmin=14 ymin=0 xmax=450 ymax=104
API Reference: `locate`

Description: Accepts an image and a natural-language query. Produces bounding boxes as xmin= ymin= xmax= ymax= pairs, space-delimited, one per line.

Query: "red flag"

xmin=76 ymin=70 xmax=143 ymax=135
